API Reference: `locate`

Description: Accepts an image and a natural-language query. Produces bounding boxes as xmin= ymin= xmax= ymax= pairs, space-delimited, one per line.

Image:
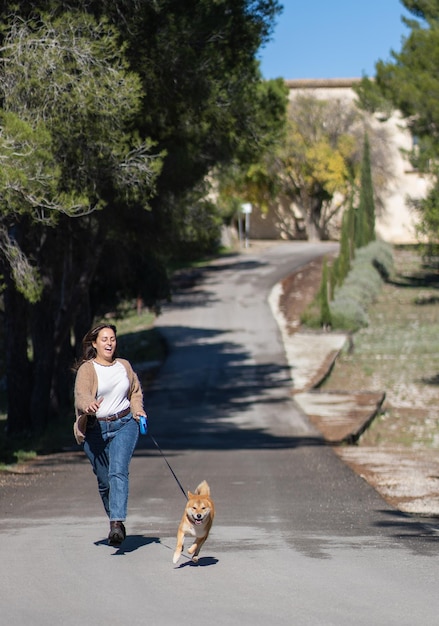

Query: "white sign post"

xmin=241 ymin=203 xmax=252 ymax=248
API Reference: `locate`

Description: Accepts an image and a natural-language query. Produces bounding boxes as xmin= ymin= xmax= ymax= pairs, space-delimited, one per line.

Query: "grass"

xmin=321 ymin=246 xmax=439 ymax=449
xmin=109 ymin=308 xmax=165 ymax=365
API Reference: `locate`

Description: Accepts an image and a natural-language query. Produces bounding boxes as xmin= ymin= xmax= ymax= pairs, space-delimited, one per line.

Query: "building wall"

xmin=249 ymin=78 xmax=429 ymax=244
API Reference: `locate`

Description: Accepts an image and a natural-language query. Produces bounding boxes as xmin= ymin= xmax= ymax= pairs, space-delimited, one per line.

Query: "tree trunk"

xmin=52 ymin=333 xmax=76 ymax=415
xmin=30 ymin=294 xmax=55 ymax=434
xmin=32 ymin=224 xmax=100 ymax=431
xmin=3 ymin=280 xmax=32 ymax=435
xmin=303 ymin=193 xmax=326 ymax=241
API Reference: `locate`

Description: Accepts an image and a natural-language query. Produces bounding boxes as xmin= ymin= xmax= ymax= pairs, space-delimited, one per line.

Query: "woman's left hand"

xmin=134 ymin=411 xmax=147 ymax=422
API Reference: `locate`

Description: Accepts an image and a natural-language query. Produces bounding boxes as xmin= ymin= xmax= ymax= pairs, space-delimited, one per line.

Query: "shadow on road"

xmin=59 ymin=319 xmax=326 ymax=464
xmin=94 ymin=535 xmax=161 ymax=554
xmin=135 ymin=324 xmax=327 ymax=452
xmin=374 ymin=508 xmax=439 ymax=543
xmin=173 ymin=555 xmax=219 ymax=569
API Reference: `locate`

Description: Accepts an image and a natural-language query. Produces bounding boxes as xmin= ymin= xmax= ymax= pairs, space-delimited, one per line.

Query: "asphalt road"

xmin=1 ymin=241 xmax=439 ymax=626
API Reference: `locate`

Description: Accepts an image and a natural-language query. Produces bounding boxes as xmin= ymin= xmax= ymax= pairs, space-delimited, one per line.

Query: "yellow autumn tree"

xmin=274 ymin=96 xmax=358 ymax=240
xmin=217 ymin=93 xmax=393 ymax=240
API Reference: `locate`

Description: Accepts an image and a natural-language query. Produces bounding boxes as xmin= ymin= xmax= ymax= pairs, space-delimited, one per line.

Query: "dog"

xmin=173 ymin=480 xmax=215 ymax=564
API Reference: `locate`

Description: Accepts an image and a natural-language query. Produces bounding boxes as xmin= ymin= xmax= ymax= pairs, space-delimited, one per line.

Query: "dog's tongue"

xmin=194 ymin=519 xmax=202 ymax=525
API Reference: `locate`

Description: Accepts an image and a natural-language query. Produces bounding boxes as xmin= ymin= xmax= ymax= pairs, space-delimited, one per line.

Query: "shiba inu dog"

xmin=173 ymin=480 xmax=215 ymax=564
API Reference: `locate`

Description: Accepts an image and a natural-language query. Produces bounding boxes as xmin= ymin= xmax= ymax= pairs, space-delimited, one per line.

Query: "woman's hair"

xmin=73 ymin=323 xmax=117 ymax=372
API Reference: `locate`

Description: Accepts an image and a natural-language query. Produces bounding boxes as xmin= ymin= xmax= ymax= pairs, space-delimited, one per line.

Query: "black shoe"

xmin=108 ymin=521 xmax=126 ymax=546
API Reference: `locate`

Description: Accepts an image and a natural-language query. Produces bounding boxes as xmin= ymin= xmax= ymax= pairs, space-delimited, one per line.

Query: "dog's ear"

xmin=187 ymin=491 xmax=195 ymax=499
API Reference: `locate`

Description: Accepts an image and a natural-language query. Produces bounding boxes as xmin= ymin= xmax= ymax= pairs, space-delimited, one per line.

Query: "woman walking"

xmin=73 ymin=323 xmax=147 ymax=546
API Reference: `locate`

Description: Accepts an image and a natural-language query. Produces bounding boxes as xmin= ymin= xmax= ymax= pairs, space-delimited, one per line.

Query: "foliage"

xmin=330 ymin=241 xmax=393 ymax=331
xmin=323 ymin=246 xmax=439 ymax=452
xmin=302 ymin=241 xmax=394 ymax=331
xmin=353 ymin=75 xmax=394 ymax=121
xmin=327 ymin=293 xmax=369 ymax=331
xmin=273 ymin=95 xmax=359 ymax=240
xmin=81 ymin=0 xmax=285 ymax=230
xmin=318 ymin=259 xmax=332 ymax=327
xmin=354 ymin=0 xmax=439 ymax=243
xmin=0 ymin=12 xmax=163 ymax=435
xmin=0 ymin=13 xmax=162 ymax=294
xmin=302 ymin=125 xmax=386 ymax=331
xmin=331 ymin=203 xmax=354 ymax=293
xmin=215 ymin=77 xmax=289 ymax=223
xmin=221 ymin=92 xmax=394 ymax=241
xmin=355 ymin=133 xmax=376 ymax=248
xmin=0 ymin=1 xmax=284 ymax=438
xmin=412 ymin=177 xmax=439 ymax=244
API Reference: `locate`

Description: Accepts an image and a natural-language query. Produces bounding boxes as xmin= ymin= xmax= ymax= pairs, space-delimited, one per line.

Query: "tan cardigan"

xmin=73 ymin=358 xmax=145 ymax=444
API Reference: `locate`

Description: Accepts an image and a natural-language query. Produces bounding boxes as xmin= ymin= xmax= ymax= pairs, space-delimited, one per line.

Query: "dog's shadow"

xmin=94 ymin=535 xmax=161 ymax=554
xmin=94 ymin=536 xmax=219 ymax=565
xmin=174 ymin=555 xmax=218 ymax=568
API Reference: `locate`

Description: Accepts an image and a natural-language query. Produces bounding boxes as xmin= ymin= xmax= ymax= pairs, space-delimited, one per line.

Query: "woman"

xmin=73 ymin=323 xmax=147 ymax=546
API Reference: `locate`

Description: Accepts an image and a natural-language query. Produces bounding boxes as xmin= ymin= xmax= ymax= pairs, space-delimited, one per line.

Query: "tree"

xmin=6 ymin=0 xmax=283 ymax=256
xmin=283 ymin=95 xmax=359 ymax=240
xmin=319 ymin=259 xmax=332 ymax=328
xmin=0 ymin=13 xmax=162 ymax=434
xmin=0 ymin=2 xmax=284 ymax=437
xmin=332 ymin=204 xmax=354 ymax=293
xmin=354 ymin=0 xmax=439 ymax=243
xmin=219 ymin=93 xmax=394 ymax=241
xmin=215 ymin=77 xmax=289 ymax=224
xmin=2 ymin=1 xmax=284 ymax=259
xmin=355 ymin=133 xmax=376 ymax=248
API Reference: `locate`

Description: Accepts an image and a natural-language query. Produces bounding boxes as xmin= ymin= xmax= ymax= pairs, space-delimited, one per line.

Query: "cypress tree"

xmin=337 ymin=209 xmax=351 ymax=285
xmin=356 ymin=132 xmax=376 ymax=247
xmin=347 ymin=200 xmax=356 ymax=261
xmin=319 ymin=259 xmax=332 ymax=328
xmin=329 ymin=255 xmax=337 ymax=301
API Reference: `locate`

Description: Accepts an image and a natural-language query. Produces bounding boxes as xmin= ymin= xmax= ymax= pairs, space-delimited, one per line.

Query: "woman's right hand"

xmin=84 ymin=396 xmax=103 ymax=414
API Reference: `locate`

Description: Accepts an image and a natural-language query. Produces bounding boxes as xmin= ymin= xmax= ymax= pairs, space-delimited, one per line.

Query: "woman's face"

xmin=92 ymin=327 xmax=117 ymax=363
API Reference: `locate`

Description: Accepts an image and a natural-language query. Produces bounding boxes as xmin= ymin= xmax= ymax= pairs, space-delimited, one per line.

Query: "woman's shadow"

xmin=94 ymin=535 xmax=161 ymax=554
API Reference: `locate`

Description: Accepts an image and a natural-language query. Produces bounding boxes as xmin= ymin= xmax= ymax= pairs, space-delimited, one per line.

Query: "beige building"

xmin=248 ymin=78 xmax=429 ymax=244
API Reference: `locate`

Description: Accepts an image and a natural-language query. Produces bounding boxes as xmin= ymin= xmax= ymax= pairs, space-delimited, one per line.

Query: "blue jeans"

xmin=83 ymin=414 xmax=139 ymax=521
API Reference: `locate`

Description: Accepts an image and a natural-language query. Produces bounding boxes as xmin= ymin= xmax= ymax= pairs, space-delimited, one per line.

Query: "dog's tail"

xmin=195 ymin=480 xmax=210 ymax=496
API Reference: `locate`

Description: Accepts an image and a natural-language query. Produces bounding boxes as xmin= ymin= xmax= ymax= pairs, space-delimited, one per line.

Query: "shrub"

xmin=329 ymin=296 xmax=369 ymax=331
xmin=355 ymin=240 xmax=394 ymax=278
xmin=301 ymin=240 xmax=394 ymax=331
xmin=342 ymin=265 xmax=382 ymax=303
xmin=330 ymin=240 xmax=393 ymax=330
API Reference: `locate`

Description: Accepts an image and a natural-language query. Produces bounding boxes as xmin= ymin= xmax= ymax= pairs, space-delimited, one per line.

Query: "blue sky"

xmin=258 ymin=0 xmax=413 ymax=80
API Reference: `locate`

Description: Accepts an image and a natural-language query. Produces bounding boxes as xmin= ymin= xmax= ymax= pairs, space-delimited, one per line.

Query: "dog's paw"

xmin=191 ymin=555 xmax=199 ymax=563
xmin=172 ymin=551 xmax=181 ymax=564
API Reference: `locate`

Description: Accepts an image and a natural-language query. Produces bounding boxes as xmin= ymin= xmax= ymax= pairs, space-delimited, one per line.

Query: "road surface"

xmin=1 ymin=241 xmax=439 ymax=626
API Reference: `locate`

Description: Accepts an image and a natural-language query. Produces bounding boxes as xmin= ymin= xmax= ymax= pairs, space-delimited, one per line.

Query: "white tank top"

xmin=93 ymin=361 xmax=130 ymax=418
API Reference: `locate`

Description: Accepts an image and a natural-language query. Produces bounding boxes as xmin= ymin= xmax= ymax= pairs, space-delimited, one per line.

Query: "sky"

xmin=258 ymin=0 xmax=413 ymax=80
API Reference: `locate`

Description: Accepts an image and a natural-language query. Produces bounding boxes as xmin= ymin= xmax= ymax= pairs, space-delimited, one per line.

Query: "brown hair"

xmin=73 ymin=323 xmax=117 ymax=372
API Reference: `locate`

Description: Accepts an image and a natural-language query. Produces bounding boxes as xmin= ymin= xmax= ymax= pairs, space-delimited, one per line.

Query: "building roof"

xmin=285 ymin=78 xmax=362 ymax=89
